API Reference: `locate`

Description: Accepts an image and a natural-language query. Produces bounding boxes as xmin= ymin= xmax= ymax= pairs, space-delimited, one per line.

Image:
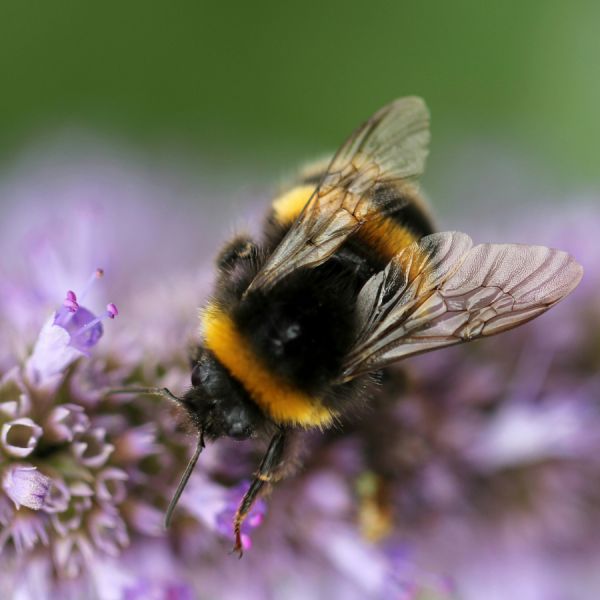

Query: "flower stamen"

xmin=70 ymin=304 xmax=119 ymax=341
xmin=63 ymin=298 xmax=80 ymax=313
xmin=78 ymin=268 xmax=104 ymax=303
xmin=55 ymin=269 xmax=105 ymax=327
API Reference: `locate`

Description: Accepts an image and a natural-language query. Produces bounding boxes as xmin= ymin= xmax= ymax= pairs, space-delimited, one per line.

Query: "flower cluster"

xmin=0 ymin=270 xmax=125 ymax=572
xmin=2 ymin=280 xmax=274 ymax=596
xmin=0 ymin=158 xmax=599 ymax=600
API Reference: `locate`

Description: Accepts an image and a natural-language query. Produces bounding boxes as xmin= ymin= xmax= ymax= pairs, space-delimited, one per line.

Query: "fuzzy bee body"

xmin=162 ymin=97 xmax=583 ymax=554
xmin=192 ymin=166 xmax=435 ymax=432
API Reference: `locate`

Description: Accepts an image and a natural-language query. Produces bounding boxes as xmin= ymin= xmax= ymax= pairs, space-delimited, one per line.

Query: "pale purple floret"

xmin=43 ymin=403 xmax=89 ymax=443
xmin=63 ymin=306 xmax=104 ymax=351
xmin=0 ymin=155 xmax=598 ymax=599
xmin=41 ymin=476 xmax=70 ymax=514
xmin=67 ymin=304 xmax=120 ymax=349
xmin=1 ymin=417 xmax=43 ymax=458
xmin=95 ymin=468 xmax=129 ymax=506
xmin=0 ymin=512 xmax=49 ymax=554
xmin=72 ymin=427 xmax=115 ymax=468
xmin=88 ymin=509 xmax=130 ymax=557
xmin=26 ymin=316 xmax=85 ymax=386
xmin=2 ymin=465 xmax=52 ymax=510
xmin=112 ymin=423 xmax=158 ymax=463
xmin=26 ymin=269 xmax=118 ymax=386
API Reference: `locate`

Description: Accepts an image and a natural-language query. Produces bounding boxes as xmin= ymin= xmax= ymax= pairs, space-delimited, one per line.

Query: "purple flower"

xmin=25 ymin=270 xmax=118 ymax=388
xmin=43 ymin=403 xmax=89 ymax=443
xmin=72 ymin=427 xmax=115 ymax=468
xmin=0 ymin=148 xmax=599 ymax=599
xmin=0 ymin=511 xmax=49 ymax=554
xmin=112 ymin=423 xmax=158 ymax=463
xmin=2 ymin=465 xmax=52 ymax=510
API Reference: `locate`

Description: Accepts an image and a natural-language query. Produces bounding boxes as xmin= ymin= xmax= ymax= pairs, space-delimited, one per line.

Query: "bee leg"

xmin=217 ymin=234 xmax=260 ymax=270
xmin=232 ymin=427 xmax=288 ymax=557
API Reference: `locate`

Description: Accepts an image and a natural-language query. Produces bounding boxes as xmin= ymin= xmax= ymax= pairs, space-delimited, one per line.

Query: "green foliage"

xmin=0 ymin=1 xmax=598 ymax=182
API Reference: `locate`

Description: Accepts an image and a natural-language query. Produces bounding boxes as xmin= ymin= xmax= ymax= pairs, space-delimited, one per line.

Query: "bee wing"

xmin=247 ymin=97 xmax=430 ymax=293
xmin=339 ymin=232 xmax=583 ymax=382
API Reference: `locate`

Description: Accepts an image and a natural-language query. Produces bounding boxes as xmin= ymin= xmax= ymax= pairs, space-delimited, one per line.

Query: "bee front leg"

xmin=232 ymin=427 xmax=288 ymax=557
xmin=216 ymin=234 xmax=260 ymax=271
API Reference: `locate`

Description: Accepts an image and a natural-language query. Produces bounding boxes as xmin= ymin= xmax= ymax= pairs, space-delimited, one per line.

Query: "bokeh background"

xmin=1 ymin=3 xmax=600 ymax=600
xmin=2 ymin=1 xmax=600 ymax=207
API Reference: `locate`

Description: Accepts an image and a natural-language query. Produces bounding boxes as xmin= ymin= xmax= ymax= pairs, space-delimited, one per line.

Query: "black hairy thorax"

xmin=234 ymin=260 xmax=362 ymax=394
xmin=183 ymin=240 xmax=378 ymax=441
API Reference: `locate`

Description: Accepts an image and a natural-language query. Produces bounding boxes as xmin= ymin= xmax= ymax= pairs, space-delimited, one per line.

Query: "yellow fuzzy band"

xmin=359 ymin=218 xmax=419 ymax=261
xmin=202 ymin=304 xmax=335 ymax=428
xmin=272 ymin=185 xmax=418 ymax=261
xmin=272 ymin=185 xmax=315 ymax=225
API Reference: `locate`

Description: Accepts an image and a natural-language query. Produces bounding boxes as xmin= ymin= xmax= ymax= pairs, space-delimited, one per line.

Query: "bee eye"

xmin=191 ymin=363 xmax=209 ymax=387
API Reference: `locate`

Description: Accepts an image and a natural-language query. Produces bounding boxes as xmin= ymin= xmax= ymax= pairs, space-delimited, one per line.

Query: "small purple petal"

xmin=95 ymin=467 xmax=129 ymax=506
xmin=41 ymin=476 xmax=71 ymax=514
xmin=26 ymin=316 xmax=85 ymax=386
xmin=88 ymin=510 xmax=129 ymax=557
xmin=51 ymin=481 xmax=94 ymax=536
xmin=2 ymin=465 xmax=52 ymax=510
xmin=51 ymin=501 xmax=86 ymax=537
xmin=53 ymin=534 xmax=94 ymax=578
xmin=44 ymin=403 xmax=89 ymax=443
xmin=0 ymin=367 xmax=31 ymax=419
xmin=64 ymin=307 xmax=104 ymax=351
xmin=113 ymin=423 xmax=157 ymax=463
xmin=72 ymin=427 xmax=114 ymax=468
xmin=0 ymin=512 xmax=49 ymax=554
xmin=69 ymin=481 xmax=94 ymax=498
xmin=1 ymin=417 xmax=43 ymax=457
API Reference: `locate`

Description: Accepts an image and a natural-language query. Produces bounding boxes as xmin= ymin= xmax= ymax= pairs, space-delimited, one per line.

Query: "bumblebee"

xmin=113 ymin=97 xmax=582 ymax=555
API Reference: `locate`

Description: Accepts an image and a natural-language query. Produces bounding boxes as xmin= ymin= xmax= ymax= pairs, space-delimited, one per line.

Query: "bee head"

xmin=181 ymin=348 xmax=260 ymax=441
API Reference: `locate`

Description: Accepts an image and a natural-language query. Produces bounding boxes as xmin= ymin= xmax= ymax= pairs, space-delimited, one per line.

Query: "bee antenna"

xmin=105 ymin=387 xmax=205 ymax=526
xmin=164 ymin=430 xmax=205 ymax=529
xmin=104 ymin=387 xmax=182 ymax=403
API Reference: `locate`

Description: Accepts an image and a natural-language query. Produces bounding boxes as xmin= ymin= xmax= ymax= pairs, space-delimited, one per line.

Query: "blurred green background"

xmin=1 ymin=1 xmax=599 ymax=201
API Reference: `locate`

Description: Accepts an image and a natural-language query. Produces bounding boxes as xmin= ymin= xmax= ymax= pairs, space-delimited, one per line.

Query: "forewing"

xmin=246 ymin=97 xmax=430 ymax=293
xmin=340 ymin=232 xmax=583 ymax=381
